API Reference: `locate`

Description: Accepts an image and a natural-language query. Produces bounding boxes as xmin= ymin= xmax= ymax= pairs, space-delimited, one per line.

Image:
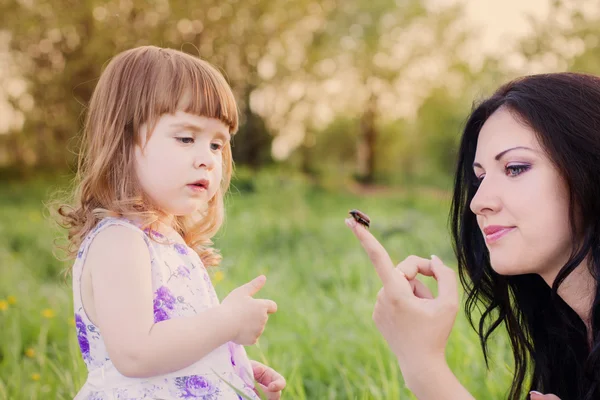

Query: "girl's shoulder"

xmin=92 ymin=216 xmax=146 ymax=235
xmin=75 ymin=217 xmax=150 ymax=259
xmin=75 ymin=216 xmax=195 ymax=271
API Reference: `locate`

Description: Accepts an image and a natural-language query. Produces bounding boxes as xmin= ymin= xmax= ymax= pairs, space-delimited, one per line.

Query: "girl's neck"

xmin=156 ymin=212 xmax=175 ymax=228
xmin=127 ymin=212 xmax=183 ymax=242
xmin=154 ymin=215 xmax=183 ymax=238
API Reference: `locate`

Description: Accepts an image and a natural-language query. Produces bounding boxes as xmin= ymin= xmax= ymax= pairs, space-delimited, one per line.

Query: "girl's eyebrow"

xmin=473 ymin=146 xmax=536 ymax=169
xmin=170 ymin=122 xmax=231 ymax=141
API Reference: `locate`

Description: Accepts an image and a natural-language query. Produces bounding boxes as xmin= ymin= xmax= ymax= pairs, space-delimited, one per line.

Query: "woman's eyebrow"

xmin=473 ymin=146 xmax=536 ymax=169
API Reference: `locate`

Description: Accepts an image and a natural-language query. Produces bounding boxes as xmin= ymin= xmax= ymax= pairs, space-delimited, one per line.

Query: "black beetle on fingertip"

xmin=349 ymin=209 xmax=370 ymax=228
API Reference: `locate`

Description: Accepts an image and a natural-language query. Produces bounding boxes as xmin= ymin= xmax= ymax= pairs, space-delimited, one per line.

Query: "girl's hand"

xmin=345 ymin=217 xmax=459 ymax=376
xmin=220 ymin=276 xmax=277 ymax=346
xmin=250 ymin=360 xmax=286 ymax=400
xmin=530 ymin=391 xmax=561 ymax=400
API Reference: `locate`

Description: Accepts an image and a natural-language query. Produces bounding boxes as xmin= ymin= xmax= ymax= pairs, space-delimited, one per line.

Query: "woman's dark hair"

xmin=451 ymin=73 xmax=600 ymax=400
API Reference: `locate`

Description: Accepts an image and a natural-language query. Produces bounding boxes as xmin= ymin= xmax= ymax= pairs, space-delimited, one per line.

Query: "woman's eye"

xmin=210 ymin=143 xmax=223 ymax=151
xmin=471 ymin=173 xmax=484 ymax=187
xmin=176 ymin=137 xmax=194 ymax=144
xmin=505 ymin=164 xmax=531 ymax=177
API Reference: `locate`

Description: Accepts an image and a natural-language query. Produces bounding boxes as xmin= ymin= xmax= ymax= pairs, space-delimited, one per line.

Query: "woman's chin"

xmin=489 ymin=256 xmax=525 ymax=276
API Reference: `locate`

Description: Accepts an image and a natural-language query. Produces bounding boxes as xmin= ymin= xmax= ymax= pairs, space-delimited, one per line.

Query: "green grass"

xmin=0 ymin=170 xmax=514 ymax=399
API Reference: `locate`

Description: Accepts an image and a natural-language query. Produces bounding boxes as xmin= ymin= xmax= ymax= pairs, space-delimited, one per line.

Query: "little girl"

xmin=56 ymin=46 xmax=285 ymax=400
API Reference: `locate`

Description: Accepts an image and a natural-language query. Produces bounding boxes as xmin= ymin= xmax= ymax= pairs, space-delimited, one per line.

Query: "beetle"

xmin=349 ymin=209 xmax=370 ymax=229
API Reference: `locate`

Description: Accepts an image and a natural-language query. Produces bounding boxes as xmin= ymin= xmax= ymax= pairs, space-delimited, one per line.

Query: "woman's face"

xmin=470 ymin=107 xmax=573 ymax=283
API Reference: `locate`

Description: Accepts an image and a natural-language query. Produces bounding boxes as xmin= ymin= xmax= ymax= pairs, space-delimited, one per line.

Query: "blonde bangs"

xmin=55 ymin=46 xmax=238 ymax=271
xmin=138 ymin=48 xmax=239 ymax=140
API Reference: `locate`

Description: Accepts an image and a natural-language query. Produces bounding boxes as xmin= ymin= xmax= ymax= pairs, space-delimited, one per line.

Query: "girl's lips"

xmin=187 ymin=179 xmax=209 ymax=194
xmin=186 ymin=184 xmax=207 ymax=193
xmin=484 ymin=227 xmax=516 ymax=244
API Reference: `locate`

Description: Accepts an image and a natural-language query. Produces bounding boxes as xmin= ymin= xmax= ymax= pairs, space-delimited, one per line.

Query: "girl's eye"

xmin=176 ymin=137 xmax=194 ymax=144
xmin=210 ymin=143 xmax=223 ymax=151
xmin=505 ymin=164 xmax=531 ymax=177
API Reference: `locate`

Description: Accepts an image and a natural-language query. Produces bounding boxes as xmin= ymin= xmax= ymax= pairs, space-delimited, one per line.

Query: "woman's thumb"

xmin=530 ymin=391 xmax=561 ymax=400
xmin=430 ymin=255 xmax=458 ymax=302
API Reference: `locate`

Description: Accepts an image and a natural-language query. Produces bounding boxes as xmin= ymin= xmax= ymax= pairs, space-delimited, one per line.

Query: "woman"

xmin=346 ymin=73 xmax=600 ymax=400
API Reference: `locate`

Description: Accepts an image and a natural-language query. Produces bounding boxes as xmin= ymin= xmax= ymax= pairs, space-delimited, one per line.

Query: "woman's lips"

xmin=483 ymin=226 xmax=516 ymax=244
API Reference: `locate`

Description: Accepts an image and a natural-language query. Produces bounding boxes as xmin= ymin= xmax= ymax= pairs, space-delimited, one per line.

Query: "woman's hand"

xmin=530 ymin=391 xmax=561 ymax=400
xmin=345 ymin=217 xmax=459 ymax=378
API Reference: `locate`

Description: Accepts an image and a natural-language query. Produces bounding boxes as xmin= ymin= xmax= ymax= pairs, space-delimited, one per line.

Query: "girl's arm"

xmin=85 ymin=225 xmax=273 ymax=378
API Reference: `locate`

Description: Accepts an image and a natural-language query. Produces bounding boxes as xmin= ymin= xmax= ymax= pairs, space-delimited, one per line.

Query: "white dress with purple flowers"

xmin=72 ymin=217 xmax=260 ymax=400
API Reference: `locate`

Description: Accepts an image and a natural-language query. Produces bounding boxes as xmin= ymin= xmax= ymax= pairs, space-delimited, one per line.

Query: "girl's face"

xmin=470 ymin=107 xmax=572 ymax=283
xmin=134 ymin=111 xmax=230 ymax=223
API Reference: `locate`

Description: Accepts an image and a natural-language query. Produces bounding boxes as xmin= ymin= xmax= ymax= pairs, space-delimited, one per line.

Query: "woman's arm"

xmin=345 ymin=217 xmax=476 ymax=400
xmin=401 ymin=358 xmax=475 ymax=400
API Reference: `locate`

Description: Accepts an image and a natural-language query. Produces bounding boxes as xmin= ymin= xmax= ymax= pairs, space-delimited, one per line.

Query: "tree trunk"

xmin=357 ymin=94 xmax=377 ymax=183
xmin=232 ymin=86 xmax=273 ymax=169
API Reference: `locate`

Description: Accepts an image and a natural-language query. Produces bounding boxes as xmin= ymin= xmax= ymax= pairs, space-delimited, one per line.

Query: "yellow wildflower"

xmin=214 ymin=271 xmax=225 ymax=283
xmin=31 ymin=373 xmax=40 ymax=381
xmin=25 ymin=348 xmax=35 ymax=358
xmin=7 ymin=295 xmax=16 ymax=305
xmin=41 ymin=309 xmax=56 ymax=319
xmin=0 ymin=300 xmax=8 ymax=311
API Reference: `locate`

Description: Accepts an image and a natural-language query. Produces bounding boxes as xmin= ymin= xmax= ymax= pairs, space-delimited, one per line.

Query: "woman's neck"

xmin=542 ymin=260 xmax=595 ymax=343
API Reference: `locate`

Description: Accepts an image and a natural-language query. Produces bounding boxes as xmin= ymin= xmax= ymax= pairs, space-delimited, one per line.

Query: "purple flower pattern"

xmin=177 ymin=265 xmax=191 ymax=279
xmin=86 ymin=392 xmax=104 ymax=400
xmin=75 ymin=313 xmax=91 ymax=362
xmin=174 ymin=243 xmax=188 ymax=255
xmin=175 ymin=375 xmax=219 ymax=398
xmin=153 ymin=286 xmax=177 ymax=322
xmin=228 ymin=342 xmax=255 ymax=389
xmin=144 ymin=228 xmax=164 ymax=239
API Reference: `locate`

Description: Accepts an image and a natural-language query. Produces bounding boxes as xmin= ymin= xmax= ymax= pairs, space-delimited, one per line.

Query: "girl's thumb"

xmin=240 ymin=275 xmax=266 ymax=297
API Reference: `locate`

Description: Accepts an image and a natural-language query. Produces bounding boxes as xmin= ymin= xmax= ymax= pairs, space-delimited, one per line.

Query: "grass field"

xmin=0 ymin=170 xmax=514 ymax=399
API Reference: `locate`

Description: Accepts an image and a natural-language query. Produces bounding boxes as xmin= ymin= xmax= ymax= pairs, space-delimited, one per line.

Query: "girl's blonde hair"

xmin=57 ymin=46 xmax=238 ymax=270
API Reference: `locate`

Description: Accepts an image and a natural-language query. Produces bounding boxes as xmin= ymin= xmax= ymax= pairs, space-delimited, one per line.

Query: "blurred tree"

xmin=414 ymin=85 xmax=467 ymax=177
xmin=0 ymin=0 xmax=487 ymax=185
xmin=0 ymin=0 xmax=334 ymax=170
xmin=265 ymin=0 xmax=472 ymax=183
xmin=517 ymin=0 xmax=600 ymax=74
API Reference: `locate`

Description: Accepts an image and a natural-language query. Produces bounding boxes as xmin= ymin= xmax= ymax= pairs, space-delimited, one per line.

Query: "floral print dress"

xmin=72 ymin=217 xmax=259 ymax=400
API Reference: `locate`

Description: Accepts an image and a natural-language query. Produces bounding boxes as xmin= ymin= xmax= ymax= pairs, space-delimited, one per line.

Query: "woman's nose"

xmin=469 ymin=177 xmax=501 ymax=215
